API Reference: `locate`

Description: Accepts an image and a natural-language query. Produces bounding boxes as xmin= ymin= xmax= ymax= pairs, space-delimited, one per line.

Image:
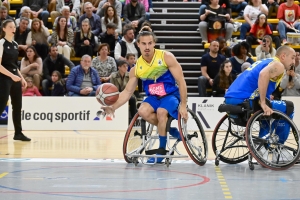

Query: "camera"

xmin=262 ymin=39 xmax=266 ymax=47
xmin=290 ymin=65 xmax=295 ymax=71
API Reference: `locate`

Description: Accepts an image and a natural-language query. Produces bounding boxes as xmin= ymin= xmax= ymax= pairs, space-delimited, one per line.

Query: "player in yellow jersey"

xmin=102 ymin=31 xmax=188 ymax=163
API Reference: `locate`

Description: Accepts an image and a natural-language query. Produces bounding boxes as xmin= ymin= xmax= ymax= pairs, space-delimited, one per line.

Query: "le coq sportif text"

xmin=21 ymin=110 xmax=91 ymax=122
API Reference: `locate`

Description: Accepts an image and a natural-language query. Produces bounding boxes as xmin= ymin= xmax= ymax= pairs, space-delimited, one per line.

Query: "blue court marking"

xmin=279 ymin=178 xmax=287 ymax=182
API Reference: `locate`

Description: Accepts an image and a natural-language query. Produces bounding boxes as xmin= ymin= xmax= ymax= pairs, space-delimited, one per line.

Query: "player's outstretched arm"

xmin=103 ymin=67 xmax=138 ymax=115
xmin=164 ymin=51 xmax=188 ymax=121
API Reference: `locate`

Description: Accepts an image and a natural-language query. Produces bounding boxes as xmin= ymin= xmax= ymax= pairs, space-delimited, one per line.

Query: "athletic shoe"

xmin=147 ymin=155 xmax=164 ymax=163
xmin=13 ymin=133 xmax=31 ymax=141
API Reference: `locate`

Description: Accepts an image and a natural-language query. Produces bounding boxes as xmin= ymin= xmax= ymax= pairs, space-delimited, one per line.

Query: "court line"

xmin=0 ymin=134 xmax=11 ymax=140
xmin=215 ymin=166 xmax=232 ymax=199
xmin=0 ymin=172 xmax=8 ymax=178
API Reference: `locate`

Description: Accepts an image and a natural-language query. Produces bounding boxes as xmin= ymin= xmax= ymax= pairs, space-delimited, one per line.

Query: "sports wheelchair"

xmin=212 ymin=100 xmax=300 ymax=170
xmin=123 ymin=107 xmax=208 ymax=167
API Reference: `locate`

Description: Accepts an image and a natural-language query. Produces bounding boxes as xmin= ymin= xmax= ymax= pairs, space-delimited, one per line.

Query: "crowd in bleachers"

xmin=198 ymin=0 xmax=300 ymax=98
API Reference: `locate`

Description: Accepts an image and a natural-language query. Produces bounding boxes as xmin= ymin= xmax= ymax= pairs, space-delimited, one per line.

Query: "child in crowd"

xmin=22 ymin=77 xmax=42 ymax=96
xmin=125 ymin=53 xmax=136 ymax=72
xmin=51 ymin=71 xmax=66 ymax=96
xmin=213 ymin=60 xmax=236 ymax=97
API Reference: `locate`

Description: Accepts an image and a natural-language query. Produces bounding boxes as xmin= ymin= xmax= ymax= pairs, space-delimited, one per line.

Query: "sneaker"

xmin=13 ymin=133 xmax=31 ymax=141
xmin=272 ymin=148 xmax=293 ymax=163
xmin=169 ymin=127 xmax=182 ymax=141
xmin=196 ymin=28 xmax=200 ymax=32
xmin=149 ymin=8 xmax=154 ymax=13
xmin=147 ymin=154 xmax=164 ymax=163
xmin=234 ymin=16 xmax=244 ymax=20
xmin=282 ymin=39 xmax=288 ymax=45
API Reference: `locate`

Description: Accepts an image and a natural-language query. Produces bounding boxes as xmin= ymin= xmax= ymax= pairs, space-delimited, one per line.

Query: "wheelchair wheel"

xmin=246 ymin=110 xmax=300 ymax=170
xmin=212 ymin=115 xmax=249 ymax=164
xmin=178 ymin=108 xmax=208 ymax=166
xmin=123 ymin=113 xmax=156 ymax=163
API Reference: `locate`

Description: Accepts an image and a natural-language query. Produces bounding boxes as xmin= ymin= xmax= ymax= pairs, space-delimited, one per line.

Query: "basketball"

xmin=96 ymin=83 xmax=119 ymax=106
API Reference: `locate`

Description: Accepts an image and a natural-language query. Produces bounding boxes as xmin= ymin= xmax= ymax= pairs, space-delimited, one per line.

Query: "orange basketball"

xmin=96 ymin=83 xmax=119 ymax=106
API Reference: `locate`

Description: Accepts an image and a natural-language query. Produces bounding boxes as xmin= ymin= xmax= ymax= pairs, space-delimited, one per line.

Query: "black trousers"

xmin=0 ymin=74 xmax=22 ymax=134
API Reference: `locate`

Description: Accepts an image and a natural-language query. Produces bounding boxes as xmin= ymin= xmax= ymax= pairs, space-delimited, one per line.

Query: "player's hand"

xmin=261 ymin=102 xmax=273 ymax=116
xmin=179 ymin=104 xmax=188 ymax=123
xmin=101 ymin=106 xmax=115 ymax=118
xmin=11 ymin=75 xmax=21 ymax=82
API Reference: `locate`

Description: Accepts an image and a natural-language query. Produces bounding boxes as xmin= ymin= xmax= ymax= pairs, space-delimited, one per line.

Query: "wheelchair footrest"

xmin=145 ymin=148 xmax=168 ymax=155
xmin=125 ymin=153 xmax=188 ymax=159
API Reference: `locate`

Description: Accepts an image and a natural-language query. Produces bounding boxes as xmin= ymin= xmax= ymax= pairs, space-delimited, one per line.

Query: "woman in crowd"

xmin=92 ymin=43 xmax=117 ymax=83
xmin=50 ymin=16 xmax=74 ymax=60
xmin=198 ymin=0 xmax=233 ymax=44
xmin=240 ymin=0 xmax=269 ymax=40
xmin=26 ymin=18 xmax=50 ymax=60
xmin=20 ymin=46 xmax=43 ymax=89
xmin=280 ymin=65 xmax=300 ymax=96
xmin=255 ymin=35 xmax=277 ymax=61
xmin=15 ymin=6 xmax=32 ymax=28
xmin=75 ymin=18 xmax=95 ymax=57
xmin=229 ymin=41 xmax=254 ymax=75
xmin=101 ymin=6 xmax=122 ymax=36
xmin=213 ymin=60 xmax=236 ymax=97
xmin=53 ymin=6 xmax=77 ymax=32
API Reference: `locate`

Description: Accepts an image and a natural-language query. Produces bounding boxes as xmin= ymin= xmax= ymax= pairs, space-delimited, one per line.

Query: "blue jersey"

xmin=225 ymin=58 xmax=283 ymax=100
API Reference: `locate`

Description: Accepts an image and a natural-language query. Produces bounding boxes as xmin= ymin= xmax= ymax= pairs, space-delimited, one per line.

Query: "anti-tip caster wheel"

xmin=249 ymin=161 xmax=254 ymax=170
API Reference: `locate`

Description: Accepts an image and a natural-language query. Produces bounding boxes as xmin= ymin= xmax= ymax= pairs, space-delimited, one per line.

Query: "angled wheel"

xmin=212 ymin=115 xmax=249 ymax=164
xmin=179 ymin=108 xmax=208 ymax=166
xmin=246 ymin=110 xmax=300 ymax=170
xmin=123 ymin=113 xmax=156 ymax=163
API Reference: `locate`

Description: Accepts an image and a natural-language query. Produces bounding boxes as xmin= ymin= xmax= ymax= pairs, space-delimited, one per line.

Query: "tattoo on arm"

xmin=269 ymin=66 xmax=277 ymax=75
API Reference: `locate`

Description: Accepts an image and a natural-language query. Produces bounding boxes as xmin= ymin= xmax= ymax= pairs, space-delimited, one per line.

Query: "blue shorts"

xmin=143 ymin=92 xmax=180 ymax=119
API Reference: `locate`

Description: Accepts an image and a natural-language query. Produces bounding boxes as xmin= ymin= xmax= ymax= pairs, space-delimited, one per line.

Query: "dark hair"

xmin=19 ymin=17 xmax=30 ymax=23
xmin=98 ymin=43 xmax=110 ymax=54
xmin=106 ymin=22 xmax=117 ymax=29
xmin=125 ymin=53 xmax=135 ymax=59
xmin=24 ymin=46 xmax=40 ymax=61
xmin=232 ymin=41 xmax=249 ymax=57
xmin=0 ymin=19 xmax=15 ymax=38
xmin=255 ymin=13 xmax=268 ymax=28
xmin=117 ymin=60 xmax=128 ymax=67
xmin=104 ymin=6 xmax=119 ymax=26
xmin=56 ymin=16 xmax=68 ymax=41
xmin=122 ymin=24 xmax=134 ymax=36
xmin=49 ymin=45 xmax=58 ymax=52
xmin=136 ymin=31 xmax=158 ymax=43
xmin=140 ymin=21 xmax=152 ymax=32
xmin=52 ymin=70 xmax=64 ymax=86
xmin=218 ymin=60 xmax=233 ymax=90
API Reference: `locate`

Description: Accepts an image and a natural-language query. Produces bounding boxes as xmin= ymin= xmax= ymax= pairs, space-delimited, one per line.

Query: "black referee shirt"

xmin=0 ymin=38 xmax=19 ymax=75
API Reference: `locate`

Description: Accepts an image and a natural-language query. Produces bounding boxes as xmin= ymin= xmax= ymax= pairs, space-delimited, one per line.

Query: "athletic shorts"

xmin=143 ymin=92 xmax=180 ymax=119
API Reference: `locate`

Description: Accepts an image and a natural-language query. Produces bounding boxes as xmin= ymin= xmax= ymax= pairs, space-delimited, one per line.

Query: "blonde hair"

xmin=80 ymin=18 xmax=92 ymax=40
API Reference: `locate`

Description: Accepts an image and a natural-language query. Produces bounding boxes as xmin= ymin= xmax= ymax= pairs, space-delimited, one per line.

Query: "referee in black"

xmin=0 ymin=19 xmax=30 ymax=141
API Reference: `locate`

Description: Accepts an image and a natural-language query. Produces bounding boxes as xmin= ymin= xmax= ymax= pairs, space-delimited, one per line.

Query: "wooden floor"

xmin=0 ymin=127 xmax=216 ymax=160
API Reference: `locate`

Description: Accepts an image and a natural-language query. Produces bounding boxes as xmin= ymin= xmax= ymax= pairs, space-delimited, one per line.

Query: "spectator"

xmin=92 ymin=43 xmax=117 ymax=83
xmin=216 ymin=36 xmax=231 ymax=58
xmin=213 ymin=60 xmax=236 ymax=97
xmin=79 ymin=2 xmax=101 ymax=49
xmin=99 ymin=22 xmax=118 ymax=57
xmin=277 ymin=0 xmax=300 ymax=44
xmin=125 ymin=0 xmax=150 ymax=21
xmin=230 ymin=0 xmax=247 ymax=20
xmin=101 ymin=5 xmax=122 ymax=35
xmin=15 ymin=6 xmax=32 ymax=28
xmin=198 ymin=41 xmax=226 ymax=97
xmin=255 ymin=35 xmax=277 ymax=60
xmin=48 ymin=0 xmax=56 ymax=13
xmin=97 ymin=0 xmax=122 ymax=17
xmin=198 ymin=0 xmax=234 ymax=43
xmin=52 ymin=6 xmax=77 ymax=31
xmin=199 ymin=0 xmax=231 ymax=18
xmin=22 ymin=77 xmax=42 ymax=96
xmin=50 ymin=16 xmax=74 ymax=60
xmin=240 ymin=0 xmax=268 ymax=40
xmin=2 ymin=0 xmax=9 ymax=11
xmin=123 ymin=0 xmax=146 ymax=34
xmin=66 ymin=55 xmax=101 ymax=96
xmin=26 ymin=18 xmax=50 ymax=60
xmin=83 ymin=0 xmax=100 ymax=13
xmin=229 ymin=41 xmax=254 ymax=75
xmin=22 ymin=0 xmax=50 ymax=26
xmin=75 ymin=18 xmax=95 ymax=57
xmin=20 ymin=46 xmax=43 ymax=89
xmin=280 ymin=65 xmax=300 ymax=96
xmin=14 ymin=17 xmax=31 ymax=57
xmin=42 ymin=45 xmax=75 ymax=96
xmin=114 ymin=25 xmax=141 ymax=60
xmin=110 ymin=60 xmax=137 ymax=122
xmin=51 ymin=0 xmax=81 ymax=22
xmin=295 ymin=52 xmax=300 ymax=74
xmin=0 ymin=6 xmax=14 ymax=26
xmin=266 ymin=0 xmax=279 ymax=18
xmin=51 ymin=70 xmax=66 ymax=96
xmin=126 ymin=53 xmax=136 ymax=71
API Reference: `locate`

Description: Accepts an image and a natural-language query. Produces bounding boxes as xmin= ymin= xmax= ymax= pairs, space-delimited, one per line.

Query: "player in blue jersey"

xmin=225 ymin=45 xmax=296 ymax=144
